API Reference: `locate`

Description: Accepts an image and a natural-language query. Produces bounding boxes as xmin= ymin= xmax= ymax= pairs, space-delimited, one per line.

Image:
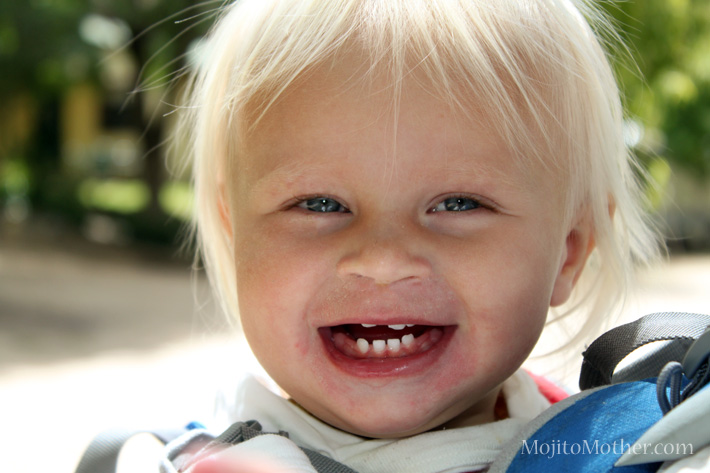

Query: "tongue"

xmin=342 ymin=324 xmax=428 ymax=342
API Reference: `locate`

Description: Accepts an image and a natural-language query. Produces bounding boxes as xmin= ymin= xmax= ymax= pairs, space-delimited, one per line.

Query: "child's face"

xmin=226 ymin=59 xmax=590 ymax=437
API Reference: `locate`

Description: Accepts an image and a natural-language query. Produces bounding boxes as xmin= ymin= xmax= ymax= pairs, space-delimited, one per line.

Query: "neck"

xmin=436 ymin=387 xmax=505 ymax=431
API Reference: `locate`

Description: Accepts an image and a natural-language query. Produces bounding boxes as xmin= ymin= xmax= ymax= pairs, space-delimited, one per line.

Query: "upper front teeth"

xmin=361 ymin=323 xmax=416 ymax=329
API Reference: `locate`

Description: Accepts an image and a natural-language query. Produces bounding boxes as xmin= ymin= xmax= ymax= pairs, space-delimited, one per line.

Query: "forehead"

xmin=235 ymin=58 xmax=558 ymax=192
xmin=227 ymin=53 xmax=562 ymax=202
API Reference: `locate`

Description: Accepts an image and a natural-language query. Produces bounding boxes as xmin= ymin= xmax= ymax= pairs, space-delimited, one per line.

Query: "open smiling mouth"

xmin=318 ymin=323 xmax=455 ymax=370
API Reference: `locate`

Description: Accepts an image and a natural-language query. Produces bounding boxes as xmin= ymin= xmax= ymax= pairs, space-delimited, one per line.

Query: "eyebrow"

xmin=248 ymin=159 xmax=342 ymax=197
xmin=247 ymin=156 xmax=537 ymax=209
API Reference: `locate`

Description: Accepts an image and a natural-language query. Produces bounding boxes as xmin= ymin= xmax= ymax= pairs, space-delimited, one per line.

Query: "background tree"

xmin=0 ymin=0 xmax=213 ymax=240
xmin=602 ymin=0 xmax=710 ymax=176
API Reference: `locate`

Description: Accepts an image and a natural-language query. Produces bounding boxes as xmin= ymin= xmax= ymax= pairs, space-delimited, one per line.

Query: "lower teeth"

xmin=356 ymin=338 xmax=369 ymax=353
xmin=372 ymin=340 xmax=386 ymax=353
xmin=333 ymin=328 xmax=442 ymax=359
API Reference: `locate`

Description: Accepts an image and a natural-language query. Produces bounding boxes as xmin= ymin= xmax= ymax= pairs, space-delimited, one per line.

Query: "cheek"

xmin=233 ymin=230 xmax=327 ymax=354
xmin=443 ymin=229 xmax=561 ymax=345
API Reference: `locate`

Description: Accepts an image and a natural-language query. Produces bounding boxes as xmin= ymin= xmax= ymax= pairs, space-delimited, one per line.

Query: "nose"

xmin=336 ymin=221 xmax=432 ymax=286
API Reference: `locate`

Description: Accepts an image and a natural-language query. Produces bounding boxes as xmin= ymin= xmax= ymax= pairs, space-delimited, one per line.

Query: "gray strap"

xmin=215 ymin=419 xmax=288 ymax=443
xmin=579 ymin=312 xmax=710 ymax=390
xmin=75 ymin=427 xmax=185 ymax=473
xmin=77 ymin=421 xmax=358 ymax=473
xmin=300 ymin=447 xmax=359 ymax=473
xmin=185 ymin=421 xmax=358 ymax=473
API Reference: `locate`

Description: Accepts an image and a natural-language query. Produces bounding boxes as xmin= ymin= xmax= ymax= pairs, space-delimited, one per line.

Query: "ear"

xmin=217 ymin=174 xmax=234 ymax=243
xmin=549 ymin=216 xmax=596 ymax=307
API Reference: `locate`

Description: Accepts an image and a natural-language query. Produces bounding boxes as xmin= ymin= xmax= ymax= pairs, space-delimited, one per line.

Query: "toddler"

xmin=176 ymin=0 xmax=660 ymax=471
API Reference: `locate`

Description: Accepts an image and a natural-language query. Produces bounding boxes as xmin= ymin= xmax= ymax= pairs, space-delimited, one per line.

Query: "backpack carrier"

xmin=76 ymin=312 xmax=710 ymax=473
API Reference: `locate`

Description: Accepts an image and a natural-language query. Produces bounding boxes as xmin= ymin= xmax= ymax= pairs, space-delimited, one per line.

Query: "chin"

xmin=304 ymin=392 xmax=463 ymax=438
xmin=333 ymin=414 xmax=442 ymax=439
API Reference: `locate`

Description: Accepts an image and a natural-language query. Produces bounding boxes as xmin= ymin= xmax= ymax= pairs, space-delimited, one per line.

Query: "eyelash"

xmin=291 ymin=196 xmax=351 ymax=213
xmin=288 ymin=194 xmax=491 ymax=214
xmin=428 ymin=195 xmax=487 ymax=213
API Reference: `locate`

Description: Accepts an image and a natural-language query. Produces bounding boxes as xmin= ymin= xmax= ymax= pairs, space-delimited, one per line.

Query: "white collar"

xmin=213 ymin=370 xmax=549 ymax=473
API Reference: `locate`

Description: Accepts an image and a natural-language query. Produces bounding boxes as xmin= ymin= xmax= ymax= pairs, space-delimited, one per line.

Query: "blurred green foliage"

xmin=0 ymin=0 xmax=213 ymax=244
xmin=78 ymin=178 xmax=150 ymax=214
xmin=602 ymin=0 xmax=710 ymax=176
xmin=0 ymin=0 xmax=95 ymax=99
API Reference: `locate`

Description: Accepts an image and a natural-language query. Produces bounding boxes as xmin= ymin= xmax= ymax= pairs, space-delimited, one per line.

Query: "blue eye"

xmin=297 ymin=197 xmax=349 ymax=213
xmin=432 ymin=196 xmax=481 ymax=212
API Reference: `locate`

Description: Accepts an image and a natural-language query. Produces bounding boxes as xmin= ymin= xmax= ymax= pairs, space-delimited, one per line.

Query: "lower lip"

xmin=318 ymin=326 xmax=456 ymax=378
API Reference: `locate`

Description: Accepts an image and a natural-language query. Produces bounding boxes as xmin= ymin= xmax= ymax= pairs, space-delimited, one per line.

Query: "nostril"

xmin=336 ymin=245 xmax=431 ymax=285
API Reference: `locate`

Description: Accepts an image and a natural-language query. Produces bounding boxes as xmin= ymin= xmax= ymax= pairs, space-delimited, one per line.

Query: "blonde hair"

xmin=177 ymin=0 xmax=661 ymax=354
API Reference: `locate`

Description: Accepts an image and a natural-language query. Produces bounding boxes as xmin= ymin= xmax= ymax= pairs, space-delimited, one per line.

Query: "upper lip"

xmin=307 ymin=281 xmax=463 ymax=328
xmin=321 ymin=320 xmax=447 ymax=328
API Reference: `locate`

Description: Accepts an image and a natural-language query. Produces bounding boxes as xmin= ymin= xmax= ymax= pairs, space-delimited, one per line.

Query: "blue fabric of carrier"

xmin=490 ymin=379 xmax=663 ymax=472
xmin=491 ymin=312 xmax=710 ymax=473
